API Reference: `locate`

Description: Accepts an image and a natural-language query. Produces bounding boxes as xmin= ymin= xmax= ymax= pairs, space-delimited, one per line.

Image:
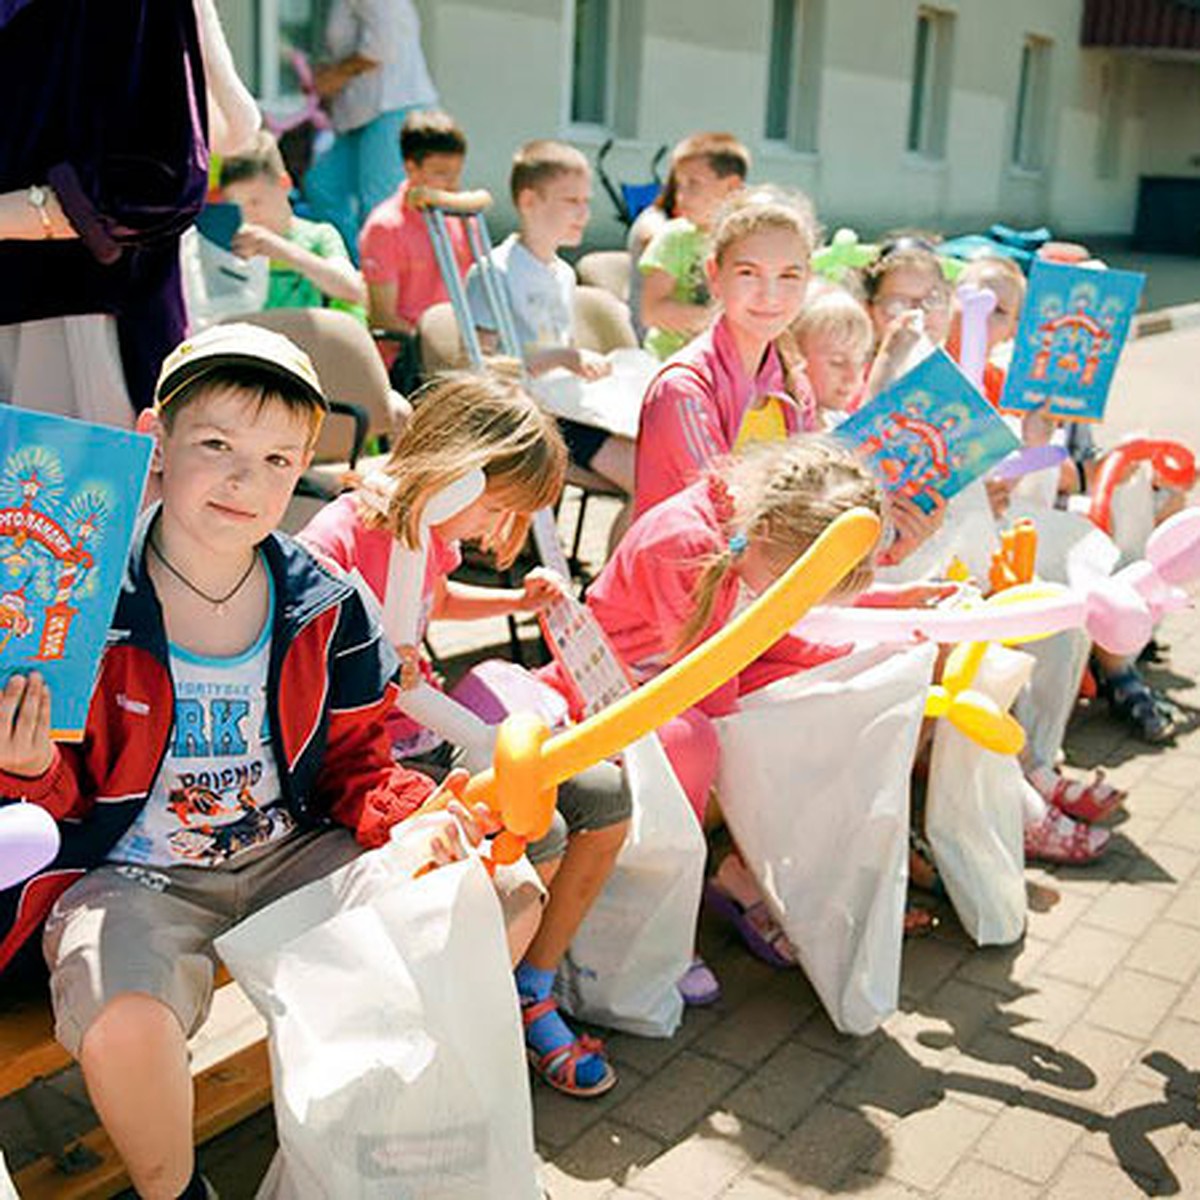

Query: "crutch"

xmin=409 ymin=185 xmax=573 ymax=582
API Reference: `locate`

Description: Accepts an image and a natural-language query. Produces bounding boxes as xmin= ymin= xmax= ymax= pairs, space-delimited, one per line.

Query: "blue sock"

xmin=515 ymin=961 xmax=606 ymax=1089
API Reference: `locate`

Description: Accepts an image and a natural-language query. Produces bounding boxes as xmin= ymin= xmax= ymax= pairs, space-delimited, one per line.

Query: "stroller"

xmin=596 ymin=138 xmax=668 ymax=229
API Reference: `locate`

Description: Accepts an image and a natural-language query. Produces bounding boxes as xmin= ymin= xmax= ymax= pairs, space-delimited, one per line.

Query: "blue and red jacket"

xmin=0 ymin=509 xmax=436 ymax=975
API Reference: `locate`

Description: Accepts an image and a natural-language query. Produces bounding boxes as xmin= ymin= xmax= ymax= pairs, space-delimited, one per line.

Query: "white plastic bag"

xmin=0 ymin=1151 xmax=17 ymax=1200
xmin=556 ymin=733 xmax=706 ymax=1038
xmin=926 ymin=645 xmax=1030 ymax=947
xmin=181 ymin=226 xmax=269 ymax=330
xmin=715 ymin=643 xmax=936 ymax=1036
xmin=1110 ymin=462 xmax=1157 ymax=564
xmin=216 ymin=822 xmax=540 ymax=1200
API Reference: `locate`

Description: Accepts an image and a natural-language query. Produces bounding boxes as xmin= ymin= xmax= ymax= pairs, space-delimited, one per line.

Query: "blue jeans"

xmin=303 ymin=107 xmax=415 ymax=260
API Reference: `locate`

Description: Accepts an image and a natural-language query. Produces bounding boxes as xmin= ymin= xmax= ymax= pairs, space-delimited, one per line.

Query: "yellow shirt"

xmin=734 ymin=395 xmax=790 ymax=451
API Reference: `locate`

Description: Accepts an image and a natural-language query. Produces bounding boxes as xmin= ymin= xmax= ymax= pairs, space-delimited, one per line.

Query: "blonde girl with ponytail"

xmin=547 ymin=435 xmax=884 ymax=989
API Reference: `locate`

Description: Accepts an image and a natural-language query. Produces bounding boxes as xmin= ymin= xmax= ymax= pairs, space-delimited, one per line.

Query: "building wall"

xmin=219 ymin=0 xmax=1200 ymax=244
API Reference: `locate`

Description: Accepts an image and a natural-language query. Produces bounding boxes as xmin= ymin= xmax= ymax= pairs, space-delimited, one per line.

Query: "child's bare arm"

xmin=431 ymin=569 xmax=566 ymax=622
xmin=641 ymin=268 xmax=714 ymax=335
xmin=231 ymin=225 xmax=367 ymax=307
xmin=367 ymin=282 xmax=415 ymax=334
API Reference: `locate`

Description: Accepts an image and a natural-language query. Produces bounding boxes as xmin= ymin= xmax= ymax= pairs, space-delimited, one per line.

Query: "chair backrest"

xmin=417 ymin=302 xmax=470 ymax=375
xmin=573 ymin=285 xmax=638 ymax=354
xmin=576 ymin=251 xmax=632 ymax=304
xmin=221 ymin=309 xmax=400 ymax=462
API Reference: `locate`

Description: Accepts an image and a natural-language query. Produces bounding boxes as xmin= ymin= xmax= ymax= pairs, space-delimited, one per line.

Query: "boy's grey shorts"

xmin=42 ymin=824 xmax=545 ymax=1059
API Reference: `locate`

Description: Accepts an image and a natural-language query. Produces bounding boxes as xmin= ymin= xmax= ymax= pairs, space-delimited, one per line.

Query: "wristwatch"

xmin=27 ymin=185 xmax=54 ymax=238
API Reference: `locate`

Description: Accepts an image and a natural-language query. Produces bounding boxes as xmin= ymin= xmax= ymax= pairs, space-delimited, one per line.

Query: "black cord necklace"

xmin=148 ymin=535 xmax=258 ymax=616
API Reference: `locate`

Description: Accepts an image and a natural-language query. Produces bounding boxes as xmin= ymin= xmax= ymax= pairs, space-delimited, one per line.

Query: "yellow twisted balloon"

xmin=924 ymin=640 xmax=1026 ymax=756
xmin=459 ymin=508 xmax=882 ymax=861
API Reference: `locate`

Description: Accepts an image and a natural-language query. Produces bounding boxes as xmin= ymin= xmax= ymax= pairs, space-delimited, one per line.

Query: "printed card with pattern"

xmin=833 ymin=348 xmax=1020 ymax=513
xmin=1000 ymin=259 xmax=1145 ymax=422
xmin=539 ymin=590 xmax=633 ymax=720
xmin=0 ymin=409 xmax=153 ymax=740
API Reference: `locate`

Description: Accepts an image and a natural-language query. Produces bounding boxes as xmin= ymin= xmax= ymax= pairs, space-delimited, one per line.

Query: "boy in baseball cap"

xmin=0 ymin=324 xmax=498 ymax=1199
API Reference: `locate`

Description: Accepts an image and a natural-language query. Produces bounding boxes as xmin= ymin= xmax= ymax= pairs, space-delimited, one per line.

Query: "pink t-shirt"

xmin=298 ymin=491 xmax=462 ymax=752
xmin=634 ymin=317 xmax=817 ymax=519
xmin=587 ymin=479 xmax=847 ymax=718
xmin=359 ymin=181 xmax=473 ymax=330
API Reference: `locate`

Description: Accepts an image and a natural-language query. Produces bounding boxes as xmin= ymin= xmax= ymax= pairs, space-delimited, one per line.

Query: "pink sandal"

xmin=1033 ymin=767 xmax=1126 ymax=824
xmin=1024 ymin=809 xmax=1111 ymax=865
xmin=521 ymin=997 xmax=617 ymax=1098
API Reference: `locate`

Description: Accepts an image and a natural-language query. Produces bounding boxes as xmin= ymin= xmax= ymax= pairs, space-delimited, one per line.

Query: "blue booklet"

xmin=833 ymin=349 xmax=1020 ymax=513
xmin=0 ymin=409 xmax=153 ymax=741
xmin=1000 ymin=259 xmax=1144 ymax=422
xmin=195 ymin=201 xmax=243 ymax=253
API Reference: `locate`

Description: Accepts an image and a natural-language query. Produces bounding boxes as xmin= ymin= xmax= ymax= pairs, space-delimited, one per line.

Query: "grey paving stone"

xmin=1084 ymin=969 xmax=1181 ymax=1040
xmin=614 ymin=1111 xmax=777 ymax=1200
xmin=1080 ymin=882 xmax=1171 ymax=936
xmin=723 ymin=1040 xmax=848 ymax=1135
xmin=543 ymin=1120 xmax=663 ymax=1199
xmin=973 ymin=1104 xmax=1085 ymax=1182
xmin=744 ymin=1101 xmax=889 ymax=1192
xmin=1037 ymin=923 xmax=1134 ymax=989
xmin=696 ymin=978 xmax=814 ymax=1070
xmin=939 ymin=1158 xmax=1044 ymax=1199
xmin=608 ymin=1051 xmax=743 ymax=1144
xmin=863 ymin=1099 xmax=993 ymax=1192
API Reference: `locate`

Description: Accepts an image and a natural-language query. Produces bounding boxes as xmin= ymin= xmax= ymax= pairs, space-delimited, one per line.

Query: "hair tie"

xmin=728 ymin=532 xmax=749 ymax=558
xmin=707 ymin=474 xmax=736 ymax=524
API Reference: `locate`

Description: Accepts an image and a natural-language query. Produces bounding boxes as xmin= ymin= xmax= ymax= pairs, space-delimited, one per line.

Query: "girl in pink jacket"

xmin=634 ymin=188 xmax=820 ymax=518
xmin=579 ymin=438 xmax=885 ymax=977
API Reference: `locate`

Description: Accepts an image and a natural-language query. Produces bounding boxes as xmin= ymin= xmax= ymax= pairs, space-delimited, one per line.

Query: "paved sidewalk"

xmin=536 ymin=589 xmax=1200 ymax=1198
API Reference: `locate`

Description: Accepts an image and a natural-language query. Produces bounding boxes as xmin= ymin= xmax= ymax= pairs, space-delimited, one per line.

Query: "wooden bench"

xmin=2 ymin=972 xmax=272 ymax=1200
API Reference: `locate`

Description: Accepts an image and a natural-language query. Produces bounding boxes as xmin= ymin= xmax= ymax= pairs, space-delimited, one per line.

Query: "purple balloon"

xmin=0 ymin=803 xmax=59 ymax=889
xmin=990 ymin=444 xmax=1069 ymax=481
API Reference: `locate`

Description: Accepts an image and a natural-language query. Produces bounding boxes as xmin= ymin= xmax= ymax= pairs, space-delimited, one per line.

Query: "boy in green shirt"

xmin=639 ymin=132 xmax=749 ymax=359
xmin=219 ymin=131 xmax=368 ymax=322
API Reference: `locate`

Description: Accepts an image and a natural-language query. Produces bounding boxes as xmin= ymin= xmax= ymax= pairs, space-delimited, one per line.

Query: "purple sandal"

xmin=704 ymin=880 xmax=797 ymax=970
xmin=678 ymin=956 xmax=722 ymax=1006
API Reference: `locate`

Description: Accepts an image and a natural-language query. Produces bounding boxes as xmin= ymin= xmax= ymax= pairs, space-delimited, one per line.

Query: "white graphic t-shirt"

xmin=108 ymin=584 xmax=294 ymax=869
xmin=465 ymin=234 xmax=575 ymax=357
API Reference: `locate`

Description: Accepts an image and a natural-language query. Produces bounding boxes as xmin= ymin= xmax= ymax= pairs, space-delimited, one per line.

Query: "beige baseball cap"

xmin=155 ymin=323 xmax=327 ymax=412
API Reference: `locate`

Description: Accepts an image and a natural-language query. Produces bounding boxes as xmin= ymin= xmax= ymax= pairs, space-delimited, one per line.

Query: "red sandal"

xmin=521 ymin=997 xmax=617 ymax=1099
xmin=1032 ymin=767 xmax=1126 ymax=824
xmin=1024 ymin=809 xmax=1111 ymax=865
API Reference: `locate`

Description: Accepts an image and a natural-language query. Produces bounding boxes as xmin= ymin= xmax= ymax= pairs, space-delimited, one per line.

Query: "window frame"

xmin=763 ymin=0 xmax=823 ymax=155
xmin=906 ymin=6 xmax=955 ymax=162
xmin=560 ymin=0 xmax=643 ymax=140
xmin=1011 ymin=34 xmax=1053 ymax=174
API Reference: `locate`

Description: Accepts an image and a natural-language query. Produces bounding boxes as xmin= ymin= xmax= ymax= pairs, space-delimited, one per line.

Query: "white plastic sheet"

xmin=556 ymin=733 xmax=706 ymax=1038
xmin=216 ymin=821 xmax=540 ymax=1200
xmin=714 ymin=643 xmax=936 ymax=1035
xmin=927 ymin=645 xmax=1031 ymax=947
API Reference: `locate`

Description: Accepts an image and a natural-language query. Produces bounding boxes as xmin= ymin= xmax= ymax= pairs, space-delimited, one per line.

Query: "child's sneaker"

xmin=1096 ymin=662 xmax=1176 ymax=744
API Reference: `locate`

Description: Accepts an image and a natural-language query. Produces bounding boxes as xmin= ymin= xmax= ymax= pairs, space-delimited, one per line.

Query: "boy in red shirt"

xmin=359 ymin=110 xmax=472 ymax=388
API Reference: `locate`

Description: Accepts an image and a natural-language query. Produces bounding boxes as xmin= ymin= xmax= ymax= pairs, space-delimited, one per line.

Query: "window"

xmin=222 ymin=0 xmax=329 ymax=105
xmin=1012 ymin=36 xmax=1052 ymax=171
xmin=764 ymin=0 xmax=824 ymax=152
xmin=906 ymin=8 xmax=955 ymax=159
xmin=1095 ymin=56 xmax=1127 ymax=180
xmin=565 ymin=0 xmax=643 ymax=135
